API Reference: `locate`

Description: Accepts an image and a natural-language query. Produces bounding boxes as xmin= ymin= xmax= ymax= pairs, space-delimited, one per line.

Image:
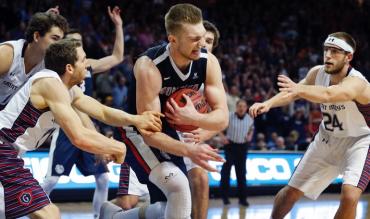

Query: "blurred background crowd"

xmin=1 ymin=0 xmax=369 ymax=151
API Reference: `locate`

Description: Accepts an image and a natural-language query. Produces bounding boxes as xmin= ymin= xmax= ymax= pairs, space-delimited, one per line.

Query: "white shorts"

xmin=127 ymin=167 xmax=149 ymax=196
xmin=289 ymin=130 xmax=370 ymax=200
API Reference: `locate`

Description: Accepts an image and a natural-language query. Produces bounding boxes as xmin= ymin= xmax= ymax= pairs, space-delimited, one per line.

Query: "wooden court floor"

xmin=19 ymin=193 xmax=370 ymax=219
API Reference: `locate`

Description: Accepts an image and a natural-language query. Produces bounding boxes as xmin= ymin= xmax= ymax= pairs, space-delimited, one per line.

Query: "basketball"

xmin=165 ymin=88 xmax=210 ymax=132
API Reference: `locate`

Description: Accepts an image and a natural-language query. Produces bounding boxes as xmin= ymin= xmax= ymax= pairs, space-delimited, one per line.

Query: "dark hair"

xmin=45 ymin=39 xmax=82 ymax=75
xmin=25 ymin=12 xmax=69 ymax=43
xmin=203 ymin=20 xmax=220 ymax=48
xmin=165 ymin=3 xmax=203 ymax=35
xmin=236 ymin=99 xmax=247 ymax=105
xmin=328 ymin=32 xmax=356 ymax=52
xmin=66 ymin=28 xmax=81 ymax=36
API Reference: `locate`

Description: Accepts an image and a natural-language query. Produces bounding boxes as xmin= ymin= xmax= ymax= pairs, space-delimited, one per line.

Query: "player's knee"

xmin=189 ymin=169 xmax=208 ymax=191
xmin=30 ymin=203 xmax=60 ymax=219
xmin=340 ymin=186 xmax=361 ymax=207
xmin=116 ymin=195 xmax=139 ymax=210
xmin=281 ymin=186 xmax=303 ymax=201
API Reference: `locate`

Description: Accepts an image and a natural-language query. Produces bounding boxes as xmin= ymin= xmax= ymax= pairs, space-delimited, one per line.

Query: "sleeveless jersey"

xmin=0 ymin=69 xmax=61 ymax=151
xmin=315 ymin=66 xmax=370 ymax=137
xmin=126 ymin=43 xmax=207 ymax=137
xmin=0 ymin=39 xmax=45 ymax=108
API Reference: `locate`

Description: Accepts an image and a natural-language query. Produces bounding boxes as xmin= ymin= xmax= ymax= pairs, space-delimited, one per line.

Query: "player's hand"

xmin=277 ymin=75 xmax=299 ymax=98
xmin=249 ymin=102 xmax=271 ymax=118
xmin=187 ymin=143 xmax=225 ymax=172
xmin=111 ymin=152 xmax=125 ymax=164
xmin=165 ymin=94 xmax=199 ymax=126
xmin=134 ymin=111 xmax=163 ymax=136
xmin=107 ymin=6 xmax=123 ymax=27
xmin=46 ymin=6 xmax=60 ymax=15
xmin=183 ymin=128 xmax=217 ymax=143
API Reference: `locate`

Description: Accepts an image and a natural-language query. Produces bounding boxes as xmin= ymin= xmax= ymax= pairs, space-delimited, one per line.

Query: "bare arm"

xmin=279 ymin=75 xmax=367 ymax=103
xmin=249 ymin=66 xmax=320 ymax=118
xmin=87 ymin=6 xmax=124 ymax=74
xmin=71 ymin=86 xmax=162 ymax=134
xmin=31 ymin=78 xmax=125 ymax=162
xmin=0 ymin=44 xmax=14 ymax=77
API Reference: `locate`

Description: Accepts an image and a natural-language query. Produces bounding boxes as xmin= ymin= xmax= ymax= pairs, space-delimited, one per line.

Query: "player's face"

xmin=323 ymin=46 xmax=349 ymax=74
xmin=204 ymin=31 xmax=215 ymax=52
xmin=73 ymin=47 xmax=87 ymax=84
xmin=175 ymin=22 xmax=206 ymax=60
xmin=37 ymin=26 xmax=64 ymax=54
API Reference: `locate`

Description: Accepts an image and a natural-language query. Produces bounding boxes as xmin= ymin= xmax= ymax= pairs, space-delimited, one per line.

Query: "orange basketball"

xmin=165 ymin=88 xmax=210 ymax=132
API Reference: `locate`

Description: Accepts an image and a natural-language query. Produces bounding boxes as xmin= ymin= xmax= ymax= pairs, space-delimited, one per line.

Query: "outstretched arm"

xmin=249 ymin=66 xmax=320 ymax=118
xmin=31 ymin=78 xmax=125 ymax=163
xmin=70 ymin=86 xmax=162 ymax=135
xmin=87 ymin=6 xmax=124 ymax=74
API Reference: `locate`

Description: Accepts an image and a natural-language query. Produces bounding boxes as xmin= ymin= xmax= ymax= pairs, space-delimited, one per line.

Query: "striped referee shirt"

xmin=226 ymin=112 xmax=254 ymax=144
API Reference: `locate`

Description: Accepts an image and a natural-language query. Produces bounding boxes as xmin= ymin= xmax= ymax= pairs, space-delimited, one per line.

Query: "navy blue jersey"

xmin=126 ymin=43 xmax=208 ymax=137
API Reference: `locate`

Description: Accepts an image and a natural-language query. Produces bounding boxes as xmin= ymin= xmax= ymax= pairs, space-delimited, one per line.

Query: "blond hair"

xmin=165 ymin=3 xmax=203 ymax=35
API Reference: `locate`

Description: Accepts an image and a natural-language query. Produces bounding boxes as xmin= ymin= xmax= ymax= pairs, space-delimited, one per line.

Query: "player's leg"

xmin=0 ymin=143 xmax=56 ymax=218
xmin=41 ymin=128 xmax=77 ymax=195
xmin=29 ymin=203 xmax=60 ymax=219
xmin=114 ymin=163 xmax=149 ymax=210
xmin=78 ymin=151 xmax=109 ymax=218
xmin=271 ymin=185 xmax=304 ymax=219
xmin=334 ymin=185 xmax=362 ymax=219
xmin=272 ymin=132 xmax=340 ymax=219
xmin=334 ymin=135 xmax=370 ymax=219
xmin=234 ymin=144 xmax=247 ymax=206
xmin=185 ymin=157 xmax=209 ymax=219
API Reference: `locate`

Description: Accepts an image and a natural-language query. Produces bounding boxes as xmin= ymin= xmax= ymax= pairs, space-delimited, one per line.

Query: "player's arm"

xmin=73 ymin=106 xmax=96 ymax=130
xmin=70 ymin=85 xmax=162 ymax=135
xmin=0 ymin=44 xmax=14 ymax=77
xmin=249 ymin=66 xmax=319 ymax=118
xmin=135 ymin=57 xmax=224 ymax=171
xmin=278 ymin=67 xmax=367 ymax=103
xmin=31 ymin=77 xmax=125 ymax=162
xmin=87 ymin=6 xmax=124 ymax=74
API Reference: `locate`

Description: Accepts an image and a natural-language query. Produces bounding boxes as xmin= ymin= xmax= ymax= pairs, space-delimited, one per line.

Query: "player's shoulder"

xmin=0 ymin=43 xmax=15 ymax=76
xmin=304 ymin=65 xmax=322 ymax=85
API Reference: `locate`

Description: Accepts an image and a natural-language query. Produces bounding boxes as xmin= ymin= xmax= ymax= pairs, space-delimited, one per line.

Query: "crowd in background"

xmin=1 ymin=0 xmax=369 ymax=151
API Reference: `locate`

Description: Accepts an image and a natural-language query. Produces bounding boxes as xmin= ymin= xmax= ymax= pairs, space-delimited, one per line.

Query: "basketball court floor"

xmin=18 ymin=193 xmax=370 ymax=219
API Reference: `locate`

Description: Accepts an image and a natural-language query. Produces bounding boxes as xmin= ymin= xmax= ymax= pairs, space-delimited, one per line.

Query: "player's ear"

xmin=65 ymin=64 xmax=74 ymax=75
xmin=168 ymin=34 xmax=176 ymax=44
xmin=33 ymin=31 xmax=41 ymax=42
xmin=346 ymin=53 xmax=353 ymax=62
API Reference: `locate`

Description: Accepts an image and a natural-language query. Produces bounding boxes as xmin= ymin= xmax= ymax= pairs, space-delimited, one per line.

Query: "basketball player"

xmin=0 ymin=11 xmax=68 ymax=110
xmin=111 ymin=19 xmax=222 ymax=218
xmin=249 ymin=32 xmax=370 ymax=219
xmin=0 ymin=38 xmax=162 ymax=219
xmin=100 ymin=4 xmax=228 ymax=219
xmin=41 ymin=6 xmax=124 ymax=218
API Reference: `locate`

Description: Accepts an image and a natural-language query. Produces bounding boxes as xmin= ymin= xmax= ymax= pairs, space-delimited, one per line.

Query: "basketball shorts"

xmin=47 ymin=128 xmax=108 ymax=177
xmin=117 ymin=162 xmax=149 ymax=197
xmin=0 ymin=141 xmax=50 ymax=218
xmin=114 ymin=127 xmax=187 ymax=203
xmin=289 ymin=130 xmax=370 ymax=200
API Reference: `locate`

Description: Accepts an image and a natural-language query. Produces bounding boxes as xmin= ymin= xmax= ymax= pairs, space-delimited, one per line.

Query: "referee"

xmin=219 ymin=99 xmax=254 ymax=206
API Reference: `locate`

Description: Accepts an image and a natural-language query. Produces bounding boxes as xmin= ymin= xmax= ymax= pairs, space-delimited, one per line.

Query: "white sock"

xmin=40 ymin=176 xmax=60 ymax=195
xmin=93 ymin=173 xmax=109 ymax=217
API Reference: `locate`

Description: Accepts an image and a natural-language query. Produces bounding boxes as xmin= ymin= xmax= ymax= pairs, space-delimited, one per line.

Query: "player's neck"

xmin=24 ymin=44 xmax=44 ymax=74
xmin=330 ymin=64 xmax=351 ymax=85
xmin=169 ymin=44 xmax=191 ymax=72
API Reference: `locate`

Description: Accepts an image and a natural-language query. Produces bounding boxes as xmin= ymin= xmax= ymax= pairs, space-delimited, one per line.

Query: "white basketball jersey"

xmin=0 ymin=69 xmax=60 ymax=151
xmin=0 ymin=39 xmax=45 ymax=107
xmin=315 ymin=66 xmax=370 ymax=137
